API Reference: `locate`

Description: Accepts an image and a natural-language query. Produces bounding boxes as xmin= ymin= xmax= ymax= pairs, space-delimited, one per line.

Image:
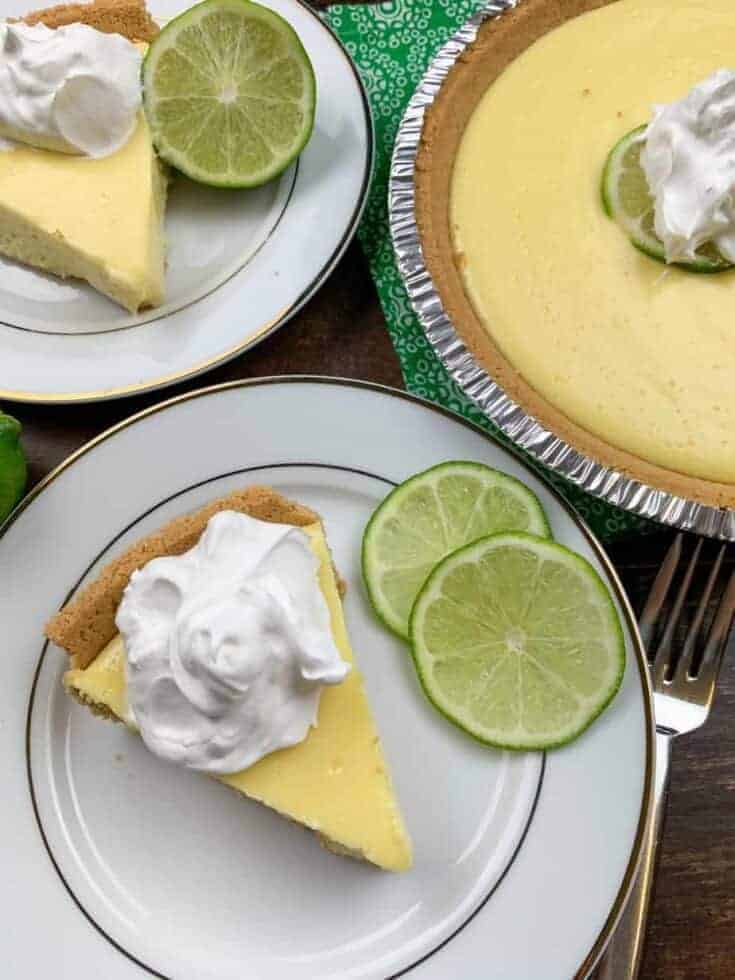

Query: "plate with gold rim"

xmin=0 ymin=0 xmax=371 ymax=404
xmin=1 ymin=378 xmax=651 ymax=978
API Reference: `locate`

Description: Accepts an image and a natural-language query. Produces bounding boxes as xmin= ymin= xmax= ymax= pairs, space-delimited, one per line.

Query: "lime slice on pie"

xmin=409 ymin=533 xmax=625 ymax=750
xmin=143 ymin=0 xmax=316 ymax=188
xmin=602 ymin=125 xmax=732 ymax=273
xmin=0 ymin=410 xmax=27 ymax=524
xmin=362 ymin=462 xmax=551 ymax=640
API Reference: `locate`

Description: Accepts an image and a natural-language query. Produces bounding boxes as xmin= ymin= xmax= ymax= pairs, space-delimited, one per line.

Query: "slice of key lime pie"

xmin=46 ymin=486 xmax=413 ymax=872
xmin=0 ymin=0 xmax=166 ymax=312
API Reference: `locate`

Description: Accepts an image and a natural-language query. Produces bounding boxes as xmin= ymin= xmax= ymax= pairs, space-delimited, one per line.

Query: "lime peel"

xmin=0 ymin=409 xmax=27 ymax=525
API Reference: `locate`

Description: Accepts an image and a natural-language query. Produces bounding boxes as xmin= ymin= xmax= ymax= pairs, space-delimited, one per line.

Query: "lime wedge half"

xmin=0 ymin=410 xmax=27 ymax=525
xmin=362 ymin=462 xmax=551 ymax=640
xmin=143 ymin=0 xmax=316 ymax=187
xmin=602 ymin=125 xmax=732 ymax=274
xmin=409 ymin=533 xmax=625 ymax=750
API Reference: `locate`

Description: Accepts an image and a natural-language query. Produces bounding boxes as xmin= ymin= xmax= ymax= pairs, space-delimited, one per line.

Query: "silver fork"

xmin=594 ymin=534 xmax=735 ymax=980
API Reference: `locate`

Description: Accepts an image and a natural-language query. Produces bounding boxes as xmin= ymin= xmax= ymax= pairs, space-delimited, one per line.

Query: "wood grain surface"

xmin=10 ymin=240 xmax=734 ymax=979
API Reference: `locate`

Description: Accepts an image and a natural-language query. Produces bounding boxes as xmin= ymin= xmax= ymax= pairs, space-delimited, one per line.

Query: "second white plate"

xmin=0 ymin=0 xmax=371 ymax=403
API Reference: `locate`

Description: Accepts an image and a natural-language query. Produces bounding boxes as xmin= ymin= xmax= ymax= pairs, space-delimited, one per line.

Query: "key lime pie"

xmin=46 ymin=486 xmax=413 ymax=872
xmin=416 ymin=0 xmax=735 ymax=507
xmin=0 ymin=1 xmax=167 ymax=312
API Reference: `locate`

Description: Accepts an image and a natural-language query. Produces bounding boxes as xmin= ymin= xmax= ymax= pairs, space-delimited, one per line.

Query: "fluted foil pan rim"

xmin=388 ymin=0 xmax=735 ymax=541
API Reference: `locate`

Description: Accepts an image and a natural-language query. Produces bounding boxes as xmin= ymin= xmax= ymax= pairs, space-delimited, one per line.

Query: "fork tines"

xmin=638 ymin=534 xmax=735 ymax=690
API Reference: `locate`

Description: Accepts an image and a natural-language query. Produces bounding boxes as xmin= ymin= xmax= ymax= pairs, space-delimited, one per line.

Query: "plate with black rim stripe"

xmin=1 ymin=377 xmax=651 ymax=979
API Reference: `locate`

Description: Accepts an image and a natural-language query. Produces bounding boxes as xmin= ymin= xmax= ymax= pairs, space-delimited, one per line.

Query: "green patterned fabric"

xmin=326 ymin=0 xmax=651 ymax=541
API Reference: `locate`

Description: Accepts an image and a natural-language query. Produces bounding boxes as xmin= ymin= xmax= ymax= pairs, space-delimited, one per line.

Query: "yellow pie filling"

xmin=451 ymin=0 xmax=735 ymax=484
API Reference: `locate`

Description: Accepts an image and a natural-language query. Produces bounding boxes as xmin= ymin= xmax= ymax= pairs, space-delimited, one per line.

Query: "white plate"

xmin=0 ymin=1 xmax=371 ymax=403
xmin=0 ymin=379 xmax=653 ymax=979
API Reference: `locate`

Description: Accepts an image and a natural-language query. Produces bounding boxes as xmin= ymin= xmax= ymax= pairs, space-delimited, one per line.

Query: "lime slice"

xmin=362 ymin=462 xmax=551 ymax=640
xmin=409 ymin=533 xmax=625 ymax=750
xmin=0 ymin=410 xmax=27 ymax=525
xmin=602 ymin=125 xmax=732 ymax=274
xmin=143 ymin=0 xmax=316 ymax=188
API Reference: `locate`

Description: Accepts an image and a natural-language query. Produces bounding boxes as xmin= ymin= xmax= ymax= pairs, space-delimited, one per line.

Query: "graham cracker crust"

xmin=414 ymin=0 xmax=735 ymax=508
xmin=21 ymin=0 xmax=159 ymax=41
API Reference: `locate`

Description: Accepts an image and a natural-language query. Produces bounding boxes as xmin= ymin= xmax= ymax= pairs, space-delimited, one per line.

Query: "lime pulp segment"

xmin=409 ymin=533 xmax=625 ymax=750
xmin=601 ymin=125 xmax=732 ymax=274
xmin=143 ymin=0 xmax=316 ymax=187
xmin=362 ymin=462 xmax=551 ymax=640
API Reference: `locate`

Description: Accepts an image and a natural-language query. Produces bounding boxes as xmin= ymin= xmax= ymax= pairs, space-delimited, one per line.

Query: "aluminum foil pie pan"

xmin=388 ymin=0 xmax=735 ymax=541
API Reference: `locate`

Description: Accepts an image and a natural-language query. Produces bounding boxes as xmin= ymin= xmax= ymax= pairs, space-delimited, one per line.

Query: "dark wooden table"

xmin=11 ymin=241 xmax=735 ymax=979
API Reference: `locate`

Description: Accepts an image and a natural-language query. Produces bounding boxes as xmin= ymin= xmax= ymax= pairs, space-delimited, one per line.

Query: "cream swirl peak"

xmin=641 ymin=69 xmax=735 ymax=264
xmin=0 ymin=21 xmax=142 ymax=157
xmin=116 ymin=512 xmax=350 ymax=775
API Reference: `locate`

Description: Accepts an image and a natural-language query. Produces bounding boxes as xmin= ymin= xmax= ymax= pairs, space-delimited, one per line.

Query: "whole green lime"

xmin=0 ymin=410 xmax=27 ymax=524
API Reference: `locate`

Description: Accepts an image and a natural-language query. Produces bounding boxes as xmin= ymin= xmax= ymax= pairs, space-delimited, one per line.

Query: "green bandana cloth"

xmin=326 ymin=0 xmax=651 ymax=541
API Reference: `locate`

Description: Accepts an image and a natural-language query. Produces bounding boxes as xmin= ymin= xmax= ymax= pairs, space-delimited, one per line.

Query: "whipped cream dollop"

xmin=641 ymin=69 xmax=735 ymax=263
xmin=0 ymin=21 xmax=142 ymax=157
xmin=116 ymin=511 xmax=350 ymax=775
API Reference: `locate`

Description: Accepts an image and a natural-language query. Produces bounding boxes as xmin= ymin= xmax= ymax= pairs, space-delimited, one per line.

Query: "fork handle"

xmin=592 ymin=730 xmax=673 ymax=980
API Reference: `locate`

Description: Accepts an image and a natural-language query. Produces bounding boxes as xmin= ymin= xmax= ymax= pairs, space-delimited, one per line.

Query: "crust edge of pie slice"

xmin=46 ymin=485 xmax=413 ymax=873
xmin=413 ymin=0 xmax=735 ymax=509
